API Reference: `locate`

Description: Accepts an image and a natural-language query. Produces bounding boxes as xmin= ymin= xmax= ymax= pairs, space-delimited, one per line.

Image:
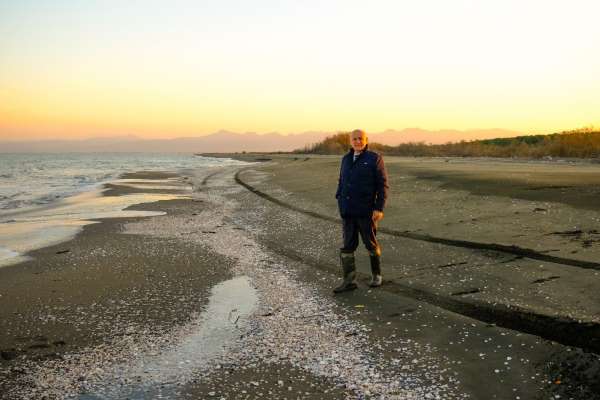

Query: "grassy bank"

xmin=296 ymin=128 xmax=600 ymax=159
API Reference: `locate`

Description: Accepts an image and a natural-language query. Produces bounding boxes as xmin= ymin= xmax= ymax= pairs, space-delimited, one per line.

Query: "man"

xmin=334 ymin=129 xmax=389 ymax=293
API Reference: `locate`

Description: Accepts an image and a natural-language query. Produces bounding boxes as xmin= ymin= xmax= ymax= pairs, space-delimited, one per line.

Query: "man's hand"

xmin=372 ymin=210 xmax=384 ymax=223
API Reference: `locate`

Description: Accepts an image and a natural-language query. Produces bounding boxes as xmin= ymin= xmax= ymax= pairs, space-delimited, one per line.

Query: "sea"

xmin=0 ymin=153 xmax=245 ymax=267
xmin=0 ymin=153 xmax=244 ymax=211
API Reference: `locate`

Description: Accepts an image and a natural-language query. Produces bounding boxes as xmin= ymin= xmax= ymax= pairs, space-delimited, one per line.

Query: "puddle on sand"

xmin=78 ymin=275 xmax=258 ymax=399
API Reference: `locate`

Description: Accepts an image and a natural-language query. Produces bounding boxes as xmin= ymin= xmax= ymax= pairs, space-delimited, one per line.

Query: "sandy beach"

xmin=1 ymin=157 xmax=600 ymax=399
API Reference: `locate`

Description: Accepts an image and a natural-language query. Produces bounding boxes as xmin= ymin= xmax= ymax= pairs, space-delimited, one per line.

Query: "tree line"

xmin=295 ymin=128 xmax=600 ymax=159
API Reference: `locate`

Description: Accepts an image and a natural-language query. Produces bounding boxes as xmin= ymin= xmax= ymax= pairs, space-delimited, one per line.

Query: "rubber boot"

xmin=333 ymin=252 xmax=357 ymax=293
xmin=369 ymin=252 xmax=382 ymax=287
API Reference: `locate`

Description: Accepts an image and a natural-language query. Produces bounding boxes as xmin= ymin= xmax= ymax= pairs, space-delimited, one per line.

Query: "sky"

xmin=1 ymin=0 xmax=599 ymax=141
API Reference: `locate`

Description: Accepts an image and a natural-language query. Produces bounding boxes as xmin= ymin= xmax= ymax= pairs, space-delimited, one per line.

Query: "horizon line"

xmin=0 ymin=127 xmax=535 ymax=143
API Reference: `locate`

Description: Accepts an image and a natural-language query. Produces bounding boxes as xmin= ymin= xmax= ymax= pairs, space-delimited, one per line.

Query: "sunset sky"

xmin=1 ymin=0 xmax=599 ymax=141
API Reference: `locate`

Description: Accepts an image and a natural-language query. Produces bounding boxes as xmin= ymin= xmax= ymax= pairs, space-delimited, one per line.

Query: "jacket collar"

xmin=349 ymin=144 xmax=369 ymax=156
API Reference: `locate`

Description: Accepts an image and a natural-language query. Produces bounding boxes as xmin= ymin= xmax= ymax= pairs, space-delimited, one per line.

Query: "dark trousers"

xmin=341 ymin=216 xmax=380 ymax=255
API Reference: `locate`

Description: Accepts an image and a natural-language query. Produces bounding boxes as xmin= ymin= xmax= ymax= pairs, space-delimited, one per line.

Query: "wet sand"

xmin=204 ymin=154 xmax=600 ymax=398
xmin=1 ymin=159 xmax=600 ymax=399
xmin=0 ymin=173 xmax=234 ymax=398
xmin=225 ymin=155 xmax=600 ymax=332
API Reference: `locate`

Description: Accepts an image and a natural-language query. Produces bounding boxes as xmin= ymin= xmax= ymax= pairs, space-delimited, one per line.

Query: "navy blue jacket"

xmin=335 ymin=147 xmax=389 ymax=218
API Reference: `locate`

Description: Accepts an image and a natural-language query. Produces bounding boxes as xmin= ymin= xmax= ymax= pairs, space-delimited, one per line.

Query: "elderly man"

xmin=334 ymin=129 xmax=389 ymax=293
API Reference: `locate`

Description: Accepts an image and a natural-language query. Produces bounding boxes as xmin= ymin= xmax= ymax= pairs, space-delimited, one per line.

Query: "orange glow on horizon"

xmin=1 ymin=1 xmax=599 ymax=141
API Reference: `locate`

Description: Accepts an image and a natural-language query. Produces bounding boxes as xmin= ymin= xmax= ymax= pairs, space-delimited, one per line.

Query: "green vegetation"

xmin=296 ymin=127 xmax=600 ymax=158
xmin=294 ymin=132 xmax=350 ymax=154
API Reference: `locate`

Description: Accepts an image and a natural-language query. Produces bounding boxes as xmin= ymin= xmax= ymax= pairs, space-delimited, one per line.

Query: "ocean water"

xmin=0 ymin=153 xmax=245 ymax=267
xmin=0 ymin=153 xmax=240 ymax=211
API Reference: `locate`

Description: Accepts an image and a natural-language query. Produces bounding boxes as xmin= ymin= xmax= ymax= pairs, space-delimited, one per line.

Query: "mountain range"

xmin=0 ymin=128 xmax=524 ymax=153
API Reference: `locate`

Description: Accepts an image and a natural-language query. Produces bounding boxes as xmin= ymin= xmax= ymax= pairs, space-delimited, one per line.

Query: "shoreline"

xmin=0 ymin=172 xmax=191 ymax=268
xmin=1 ymin=162 xmax=599 ymax=399
xmin=0 ymin=171 xmax=234 ymax=396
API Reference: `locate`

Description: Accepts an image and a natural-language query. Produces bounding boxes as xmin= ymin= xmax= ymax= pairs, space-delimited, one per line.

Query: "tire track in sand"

xmin=232 ymin=168 xmax=600 ymax=355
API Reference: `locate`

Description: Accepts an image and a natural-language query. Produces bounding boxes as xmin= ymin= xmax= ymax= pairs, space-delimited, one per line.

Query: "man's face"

xmin=351 ymin=131 xmax=368 ymax=152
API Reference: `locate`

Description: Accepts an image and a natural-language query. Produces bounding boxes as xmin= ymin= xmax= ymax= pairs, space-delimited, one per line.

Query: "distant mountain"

xmin=369 ymin=128 xmax=524 ymax=145
xmin=0 ymin=131 xmax=329 ymax=153
xmin=0 ymin=128 xmax=525 ymax=153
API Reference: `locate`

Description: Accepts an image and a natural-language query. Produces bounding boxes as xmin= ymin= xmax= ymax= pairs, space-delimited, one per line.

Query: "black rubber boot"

xmin=333 ymin=252 xmax=357 ymax=293
xmin=369 ymin=253 xmax=382 ymax=287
